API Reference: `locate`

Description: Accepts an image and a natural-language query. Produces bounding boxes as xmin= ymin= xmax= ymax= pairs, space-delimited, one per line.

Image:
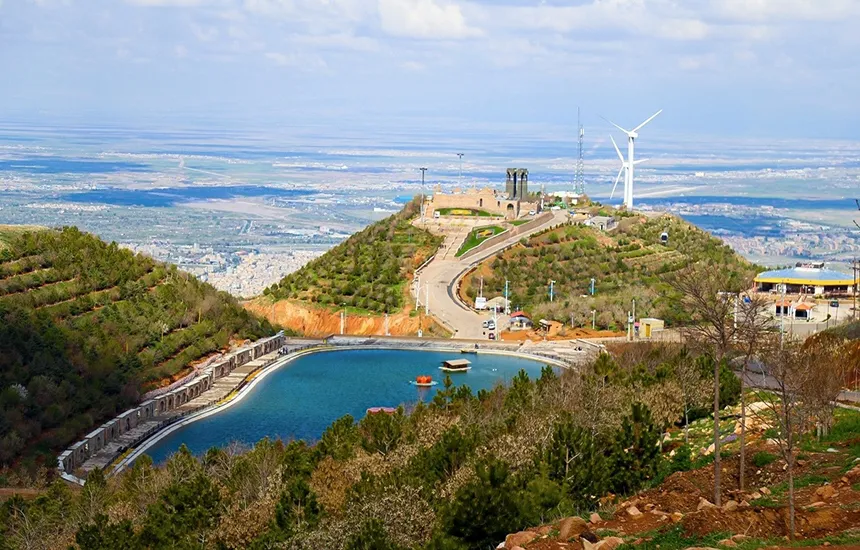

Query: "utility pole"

xmin=457 ymin=153 xmax=464 ymax=189
xmin=425 ymin=280 xmax=430 ymax=316
xmin=549 ymin=280 xmax=556 ymax=302
xmin=851 ymin=256 xmax=860 ymax=319
xmin=504 ymin=279 xmax=510 ymax=315
xmin=780 ymin=282 xmax=786 ymax=349
xmin=592 ymin=309 xmax=596 ymax=330
xmin=384 ymin=313 xmax=390 ymax=336
xmin=419 ymin=167 xmax=428 ymax=226
xmin=479 ymin=276 xmax=484 ymax=298
xmin=340 ymin=306 xmax=345 ymax=335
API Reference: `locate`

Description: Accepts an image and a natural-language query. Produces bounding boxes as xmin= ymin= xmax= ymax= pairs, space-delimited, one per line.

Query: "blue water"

xmin=61 ymin=185 xmax=316 ymax=207
xmin=0 ymin=157 xmax=151 ymax=174
xmin=143 ymin=349 xmax=550 ymax=463
xmin=637 ymin=196 xmax=856 ymax=211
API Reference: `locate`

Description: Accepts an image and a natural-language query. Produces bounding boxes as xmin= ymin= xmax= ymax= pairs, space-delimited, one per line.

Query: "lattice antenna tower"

xmin=575 ymin=108 xmax=586 ymax=196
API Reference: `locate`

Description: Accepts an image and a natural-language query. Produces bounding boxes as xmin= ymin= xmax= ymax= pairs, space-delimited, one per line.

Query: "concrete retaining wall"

xmin=57 ymin=332 xmax=286 ymax=481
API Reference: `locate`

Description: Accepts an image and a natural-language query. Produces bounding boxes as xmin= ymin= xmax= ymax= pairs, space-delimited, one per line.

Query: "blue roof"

xmin=755 ymin=267 xmax=854 ymax=284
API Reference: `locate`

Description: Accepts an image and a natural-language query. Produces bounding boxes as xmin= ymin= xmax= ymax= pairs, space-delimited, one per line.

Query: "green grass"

xmin=770 ymin=474 xmax=829 ymax=495
xmin=437 ymin=207 xmax=493 ymax=217
xmin=456 ymin=225 xmax=506 ymax=257
xmin=510 ymin=220 xmax=530 ymax=227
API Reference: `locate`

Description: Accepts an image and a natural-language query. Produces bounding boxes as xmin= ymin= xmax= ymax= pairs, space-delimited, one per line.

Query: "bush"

xmin=752 ymin=451 xmax=777 ymax=468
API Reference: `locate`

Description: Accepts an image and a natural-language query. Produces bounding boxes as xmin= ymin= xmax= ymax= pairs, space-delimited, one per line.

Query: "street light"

xmin=457 ymin=153 xmax=464 ymax=189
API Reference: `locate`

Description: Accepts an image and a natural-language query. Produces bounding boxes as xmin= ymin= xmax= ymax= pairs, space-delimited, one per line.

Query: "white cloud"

xmin=712 ymin=0 xmax=860 ymax=22
xmin=378 ymin=0 xmax=481 ymax=40
xmin=125 ymin=0 xmax=211 ymax=6
xmin=264 ymin=51 xmax=328 ymax=70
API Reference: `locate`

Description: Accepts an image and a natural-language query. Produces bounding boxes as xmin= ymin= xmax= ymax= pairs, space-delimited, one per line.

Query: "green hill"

xmin=467 ymin=214 xmax=757 ymax=330
xmin=264 ymin=198 xmax=442 ymax=313
xmin=0 ymin=226 xmax=276 ymax=467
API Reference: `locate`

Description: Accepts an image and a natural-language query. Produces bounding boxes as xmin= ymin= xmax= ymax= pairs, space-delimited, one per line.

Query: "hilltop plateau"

xmin=462 ymin=212 xmax=758 ymax=330
xmin=0 ymin=226 xmax=276 ymax=467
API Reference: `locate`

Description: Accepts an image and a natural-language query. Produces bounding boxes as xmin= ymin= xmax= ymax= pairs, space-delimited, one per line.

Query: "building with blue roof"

xmin=755 ymin=262 xmax=856 ymax=296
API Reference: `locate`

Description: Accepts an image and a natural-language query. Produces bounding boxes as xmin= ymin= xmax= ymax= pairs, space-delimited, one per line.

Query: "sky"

xmin=1 ymin=0 xmax=860 ymax=140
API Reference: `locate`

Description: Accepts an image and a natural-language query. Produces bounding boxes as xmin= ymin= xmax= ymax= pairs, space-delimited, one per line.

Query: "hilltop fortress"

xmin=428 ymin=168 xmax=541 ymax=220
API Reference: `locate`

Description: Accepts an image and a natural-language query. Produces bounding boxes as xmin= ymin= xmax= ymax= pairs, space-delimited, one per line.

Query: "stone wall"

xmin=57 ymin=332 xmax=286 ymax=480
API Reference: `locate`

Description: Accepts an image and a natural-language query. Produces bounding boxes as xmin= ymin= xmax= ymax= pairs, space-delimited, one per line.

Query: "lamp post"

xmin=592 ymin=309 xmax=596 ymax=330
xmin=419 ymin=167 xmax=428 ymax=225
xmin=457 ymin=153 xmax=464 ymax=188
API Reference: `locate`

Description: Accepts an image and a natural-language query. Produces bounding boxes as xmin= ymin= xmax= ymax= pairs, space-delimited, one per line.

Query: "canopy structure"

xmin=755 ymin=265 xmax=855 ymax=296
xmin=441 ymin=359 xmax=472 ymax=371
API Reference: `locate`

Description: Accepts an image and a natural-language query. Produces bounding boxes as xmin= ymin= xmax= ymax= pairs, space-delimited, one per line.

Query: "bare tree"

xmin=671 ymin=265 xmax=747 ymax=506
xmin=734 ymin=294 xmax=776 ymax=490
xmin=752 ymin=341 xmax=816 ymax=540
xmin=673 ymin=350 xmax=712 ymax=445
xmin=798 ymin=337 xmax=850 ymax=439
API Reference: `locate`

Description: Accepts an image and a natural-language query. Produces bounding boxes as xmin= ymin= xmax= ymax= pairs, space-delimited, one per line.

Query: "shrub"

xmin=752 ymin=451 xmax=777 ymax=468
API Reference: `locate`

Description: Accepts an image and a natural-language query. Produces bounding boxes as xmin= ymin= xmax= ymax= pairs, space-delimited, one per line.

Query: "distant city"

xmin=2 ymin=123 xmax=858 ymax=296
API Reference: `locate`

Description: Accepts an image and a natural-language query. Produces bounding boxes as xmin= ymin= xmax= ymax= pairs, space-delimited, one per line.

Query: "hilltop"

xmin=463 ymin=212 xmax=757 ymax=330
xmin=248 ymin=198 xmax=445 ymax=336
xmin=0 ymin=226 xmax=276 ymax=467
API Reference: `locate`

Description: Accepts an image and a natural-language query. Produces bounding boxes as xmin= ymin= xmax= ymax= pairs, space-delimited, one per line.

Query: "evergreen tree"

xmin=610 ymin=404 xmax=660 ymax=495
xmin=543 ymin=416 xmax=610 ymax=509
xmin=274 ymin=477 xmax=322 ymax=534
xmin=442 ymin=457 xmax=522 ymax=548
xmin=345 ymin=519 xmax=405 ymax=550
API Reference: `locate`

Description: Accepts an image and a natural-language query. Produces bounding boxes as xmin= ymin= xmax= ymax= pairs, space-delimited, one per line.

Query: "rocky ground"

xmin=500 ymin=418 xmax=860 ymax=550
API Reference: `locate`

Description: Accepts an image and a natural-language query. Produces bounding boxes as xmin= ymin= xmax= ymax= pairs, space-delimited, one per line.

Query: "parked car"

xmin=482 ymin=320 xmax=489 ymax=328
xmin=487 ymin=320 xmax=496 ymax=330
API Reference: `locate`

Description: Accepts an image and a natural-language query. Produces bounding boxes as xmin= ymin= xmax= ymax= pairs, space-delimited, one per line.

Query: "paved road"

xmin=416 ymin=211 xmax=568 ymax=340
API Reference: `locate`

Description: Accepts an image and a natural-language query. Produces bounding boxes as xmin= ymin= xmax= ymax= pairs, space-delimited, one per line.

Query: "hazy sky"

xmin=1 ymin=0 xmax=859 ymax=139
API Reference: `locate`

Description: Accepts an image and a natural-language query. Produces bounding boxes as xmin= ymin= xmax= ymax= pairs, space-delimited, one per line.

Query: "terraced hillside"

xmin=0 ymin=226 xmax=275 ymax=467
xmin=466 ymin=214 xmax=757 ymax=330
xmin=264 ymin=198 xmax=442 ymax=313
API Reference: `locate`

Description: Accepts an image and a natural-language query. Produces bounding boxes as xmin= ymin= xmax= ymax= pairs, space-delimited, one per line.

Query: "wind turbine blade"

xmin=633 ymin=109 xmax=663 ymax=133
xmin=634 ymin=158 xmax=649 ymax=165
xmin=610 ymin=166 xmax=624 ymax=199
xmin=601 ymin=115 xmax=631 ymax=135
xmin=610 ymin=135 xmax=624 ymax=162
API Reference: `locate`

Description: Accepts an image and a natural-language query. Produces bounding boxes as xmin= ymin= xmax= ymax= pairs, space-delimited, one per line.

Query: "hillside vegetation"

xmin=264 ymin=198 xmax=442 ymax=314
xmin=468 ymin=214 xmax=756 ymax=329
xmin=7 ymin=342 xmax=860 ymax=549
xmin=0 ymin=226 xmax=275 ymax=467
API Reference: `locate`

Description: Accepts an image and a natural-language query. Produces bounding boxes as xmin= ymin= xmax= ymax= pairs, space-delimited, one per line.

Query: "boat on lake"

xmin=440 ymin=359 xmax=472 ymax=372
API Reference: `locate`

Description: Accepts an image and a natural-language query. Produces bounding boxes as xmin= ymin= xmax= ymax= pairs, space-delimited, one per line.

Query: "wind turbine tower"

xmin=606 ymin=110 xmax=662 ymax=210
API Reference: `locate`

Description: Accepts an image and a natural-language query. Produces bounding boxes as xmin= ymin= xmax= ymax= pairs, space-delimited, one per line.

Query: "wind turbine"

xmin=606 ymin=109 xmax=662 ymax=210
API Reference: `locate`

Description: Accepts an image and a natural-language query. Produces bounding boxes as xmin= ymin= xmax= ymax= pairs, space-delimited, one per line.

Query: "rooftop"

xmin=755 ymin=267 xmax=855 ymax=286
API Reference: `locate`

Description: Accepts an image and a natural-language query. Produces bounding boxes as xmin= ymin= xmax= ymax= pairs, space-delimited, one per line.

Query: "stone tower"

xmin=506 ymin=168 xmax=529 ymax=200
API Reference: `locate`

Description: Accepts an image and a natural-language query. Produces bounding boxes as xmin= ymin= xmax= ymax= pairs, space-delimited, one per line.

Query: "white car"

xmin=528 ymin=210 xmax=536 ymax=216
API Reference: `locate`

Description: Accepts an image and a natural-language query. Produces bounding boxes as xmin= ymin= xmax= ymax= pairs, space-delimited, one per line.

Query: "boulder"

xmin=731 ymin=534 xmax=750 ymax=543
xmin=718 ymin=539 xmax=738 ymax=547
xmin=600 ymin=536 xmax=625 ymax=550
xmin=626 ymin=505 xmax=643 ymax=517
xmin=722 ymin=500 xmax=738 ymax=512
xmin=558 ymin=516 xmax=589 ymax=540
xmin=805 ymin=501 xmax=826 ymax=509
xmin=670 ymin=512 xmax=684 ymax=523
xmin=505 ymin=531 xmax=538 ymax=548
xmin=759 ymin=487 xmax=771 ymax=496
xmin=589 ymin=512 xmax=602 ymax=524
xmin=815 ymin=484 xmax=835 ymax=500
xmin=739 ymin=500 xmax=750 ymax=508
xmin=750 ymin=492 xmax=762 ymax=500
xmin=697 ymin=497 xmax=717 ymax=511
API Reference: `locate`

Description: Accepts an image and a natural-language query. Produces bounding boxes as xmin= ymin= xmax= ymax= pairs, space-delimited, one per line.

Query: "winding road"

xmin=416 ymin=210 xmax=569 ymax=340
